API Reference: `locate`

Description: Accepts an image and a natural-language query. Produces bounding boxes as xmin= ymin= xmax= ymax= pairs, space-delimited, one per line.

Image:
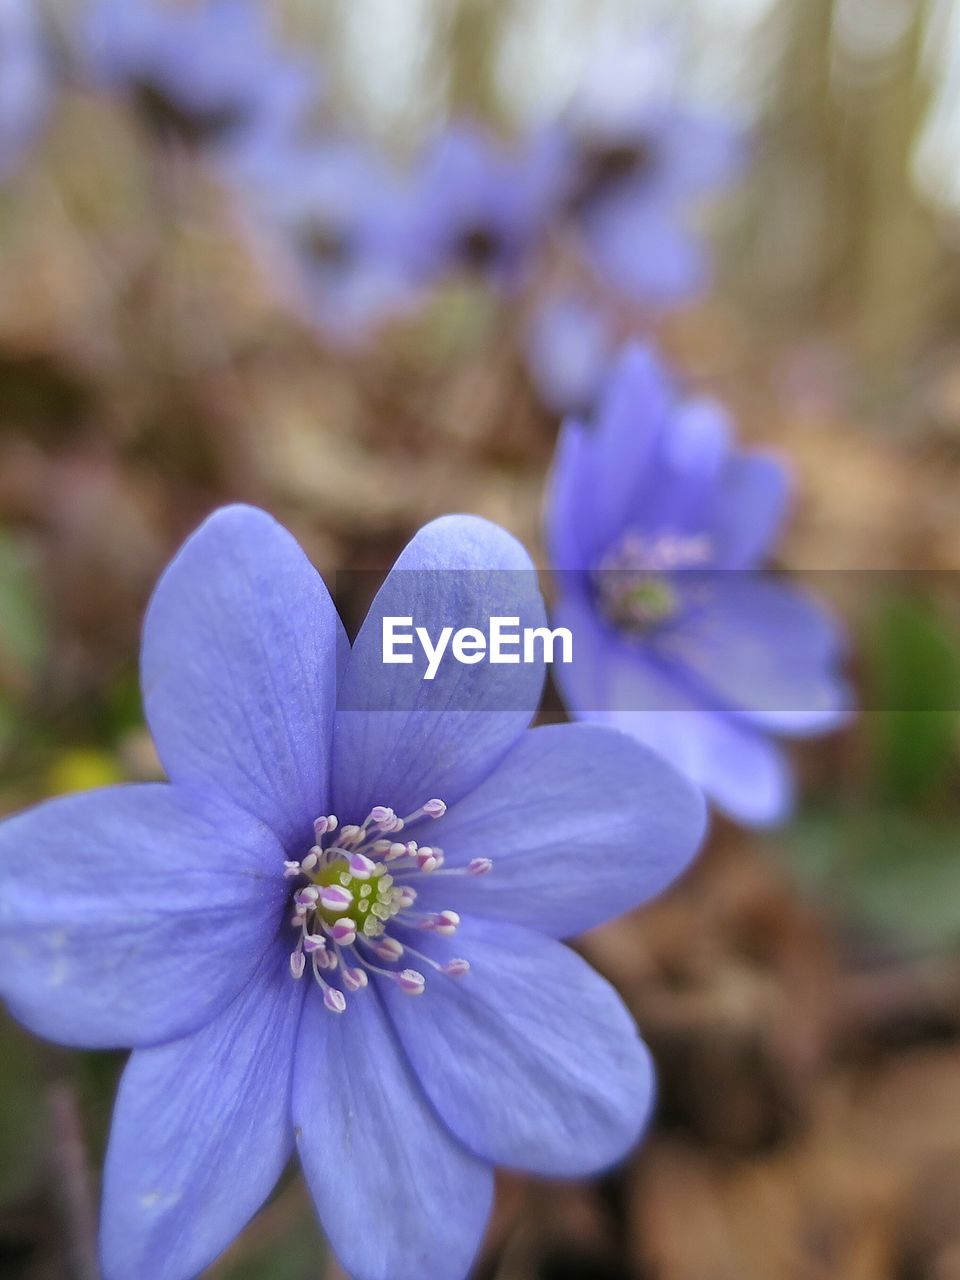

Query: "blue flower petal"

xmin=100 ymin=941 xmax=304 ymax=1280
xmin=622 ymin=700 xmax=793 ymax=827
xmin=652 ymin=575 xmax=852 ymax=736
xmin=555 ymin=598 xmax=793 ymax=826
xmin=332 ymin=515 xmax=546 ymax=820
xmin=411 ymin=722 xmax=705 ymax=938
xmin=548 ymin=344 xmax=674 ymax=568
xmin=294 ymin=986 xmax=493 ymax=1280
xmin=582 ymin=198 xmax=709 ymax=307
xmin=546 ymin=416 xmax=596 ymax=569
xmin=525 ymin=293 xmax=613 ymax=419
xmin=0 ymin=0 xmax=50 ymax=181
xmin=653 ymin=110 xmax=747 ymax=201
xmin=142 ymin=505 xmax=346 ymax=853
xmin=0 ymin=784 xmax=286 ymax=1048
xmin=709 ymin=452 xmax=791 ymax=568
xmin=384 ymin=916 xmax=655 ymax=1177
xmin=637 ymin=396 xmax=732 ymax=536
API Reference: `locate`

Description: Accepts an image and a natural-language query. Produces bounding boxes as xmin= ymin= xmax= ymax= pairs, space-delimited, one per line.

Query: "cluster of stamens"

xmin=284 ymin=798 xmax=492 ymax=1014
xmin=594 ymin=531 xmax=714 ymax=634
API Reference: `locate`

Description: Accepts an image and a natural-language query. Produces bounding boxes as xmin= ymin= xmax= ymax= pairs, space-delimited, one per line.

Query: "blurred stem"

xmin=47 ymin=1082 xmax=101 ymax=1280
xmin=746 ymin=0 xmax=943 ymax=398
xmin=748 ymin=0 xmax=839 ymax=316
xmin=446 ymin=0 xmax=513 ymax=126
xmin=851 ymin=0 xmax=941 ymax=388
xmin=837 ymin=953 xmax=960 ymax=1047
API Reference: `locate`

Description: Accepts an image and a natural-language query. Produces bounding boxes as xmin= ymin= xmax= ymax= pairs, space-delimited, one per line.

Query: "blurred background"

xmin=2 ymin=1 xmax=960 ymax=1277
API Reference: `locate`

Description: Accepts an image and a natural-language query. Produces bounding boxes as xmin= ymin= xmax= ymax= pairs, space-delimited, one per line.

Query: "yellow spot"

xmin=47 ymin=749 xmax=124 ymax=796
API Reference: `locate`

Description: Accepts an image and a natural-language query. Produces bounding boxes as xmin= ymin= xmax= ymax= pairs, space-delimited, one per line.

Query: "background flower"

xmin=81 ymin=0 xmax=316 ymax=155
xmin=404 ymin=121 xmax=553 ymax=289
xmin=536 ymin=35 xmax=745 ymax=306
xmin=547 ymin=343 xmax=852 ymax=825
xmin=524 ymin=292 xmax=615 ymax=419
xmin=0 ymin=0 xmax=50 ymax=181
xmin=229 ymin=138 xmax=418 ymax=343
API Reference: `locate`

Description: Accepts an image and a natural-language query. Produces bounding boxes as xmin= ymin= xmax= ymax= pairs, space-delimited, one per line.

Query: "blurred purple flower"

xmin=0 ymin=0 xmax=51 ymax=180
xmin=82 ymin=0 xmax=316 ymax=155
xmin=542 ymin=38 xmax=745 ymax=306
xmin=0 ymin=504 xmax=706 ymax=1280
xmin=547 ymin=344 xmax=851 ymax=826
xmin=405 ymin=121 xmax=552 ymax=289
xmin=525 ymin=293 xmax=615 ymax=419
xmin=231 ymin=138 xmax=417 ymax=342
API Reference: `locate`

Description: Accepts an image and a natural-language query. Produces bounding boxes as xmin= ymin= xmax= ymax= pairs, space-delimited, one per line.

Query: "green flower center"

xmin=602 ymin=575 xmax=678 ymax=631
xmin=307 ymin=860 xmax=401 ymax=936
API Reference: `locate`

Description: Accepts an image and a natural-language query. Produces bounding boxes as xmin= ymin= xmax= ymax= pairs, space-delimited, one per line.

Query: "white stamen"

xmin=348 ymin=853 xmax=377 ymax=880
xmin=323 ymin=987 xmax=347 ymax=1014
xmin=371 ymin=936 xmax=404 ymax=963
xmin=417 ymin=847 xmax=441 ymax=873
xmin=434 ymin=910 xmax=461 ymax=937
xmin=343 ymin=966 xmax=368 ymax=992
xmin=396 ymin=969 xmax=426 ymax=996
xmin=319 ymin=885 xmax=353 ymax=912
xmin=314 ymin=816 xmax=335 ymax=843
xmin=329 ymin=917 xmax=358 ymax=946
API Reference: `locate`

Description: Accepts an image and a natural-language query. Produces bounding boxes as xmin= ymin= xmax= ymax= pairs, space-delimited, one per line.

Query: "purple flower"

xmin=0 ymin=0 xmax=51 ymax=181
xmin=82 ymin=0 xmax=316 ymax=155
xmin=0 ymin=505 xmax=705 ymax=1280
xmin=405 ymin=121 xmax=551 ymax=289
xmin=540 ymin=38 xmax=745 ymax=306
xmin=231 ymin=138 xmax=417 ymax=343
xmin=547 ymin=344 xmax=852 ymax=826
xmin=525 ymin=293 xmax=616 ymax=419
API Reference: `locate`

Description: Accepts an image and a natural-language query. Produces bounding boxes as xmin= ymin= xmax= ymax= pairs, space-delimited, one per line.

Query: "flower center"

xmin=298 ymin=222 xmax=354 ymax=273
xmin=283 ymin=799 xmax=492 ymax=1014
xmin=601 ymin=575 xmax=678 ymax=630
xmin=131 ymin=78 xmax=250 ymax=146
xmin=568 ymin=135 xmax=657 ymax=215
xmin=456 ymin=223 xmax=503 ymax=272
xmin=593 ymin=531 xmax=714 ymax=635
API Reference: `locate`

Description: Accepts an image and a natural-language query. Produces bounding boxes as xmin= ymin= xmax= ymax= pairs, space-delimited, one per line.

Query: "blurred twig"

xmin=47 ymin=1082 xmax=100 ymax=1280
xmin=447 ymin=0 xmax=513 ymax=124
xmin=837 ymin=955 xmax=960 ymax=1050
